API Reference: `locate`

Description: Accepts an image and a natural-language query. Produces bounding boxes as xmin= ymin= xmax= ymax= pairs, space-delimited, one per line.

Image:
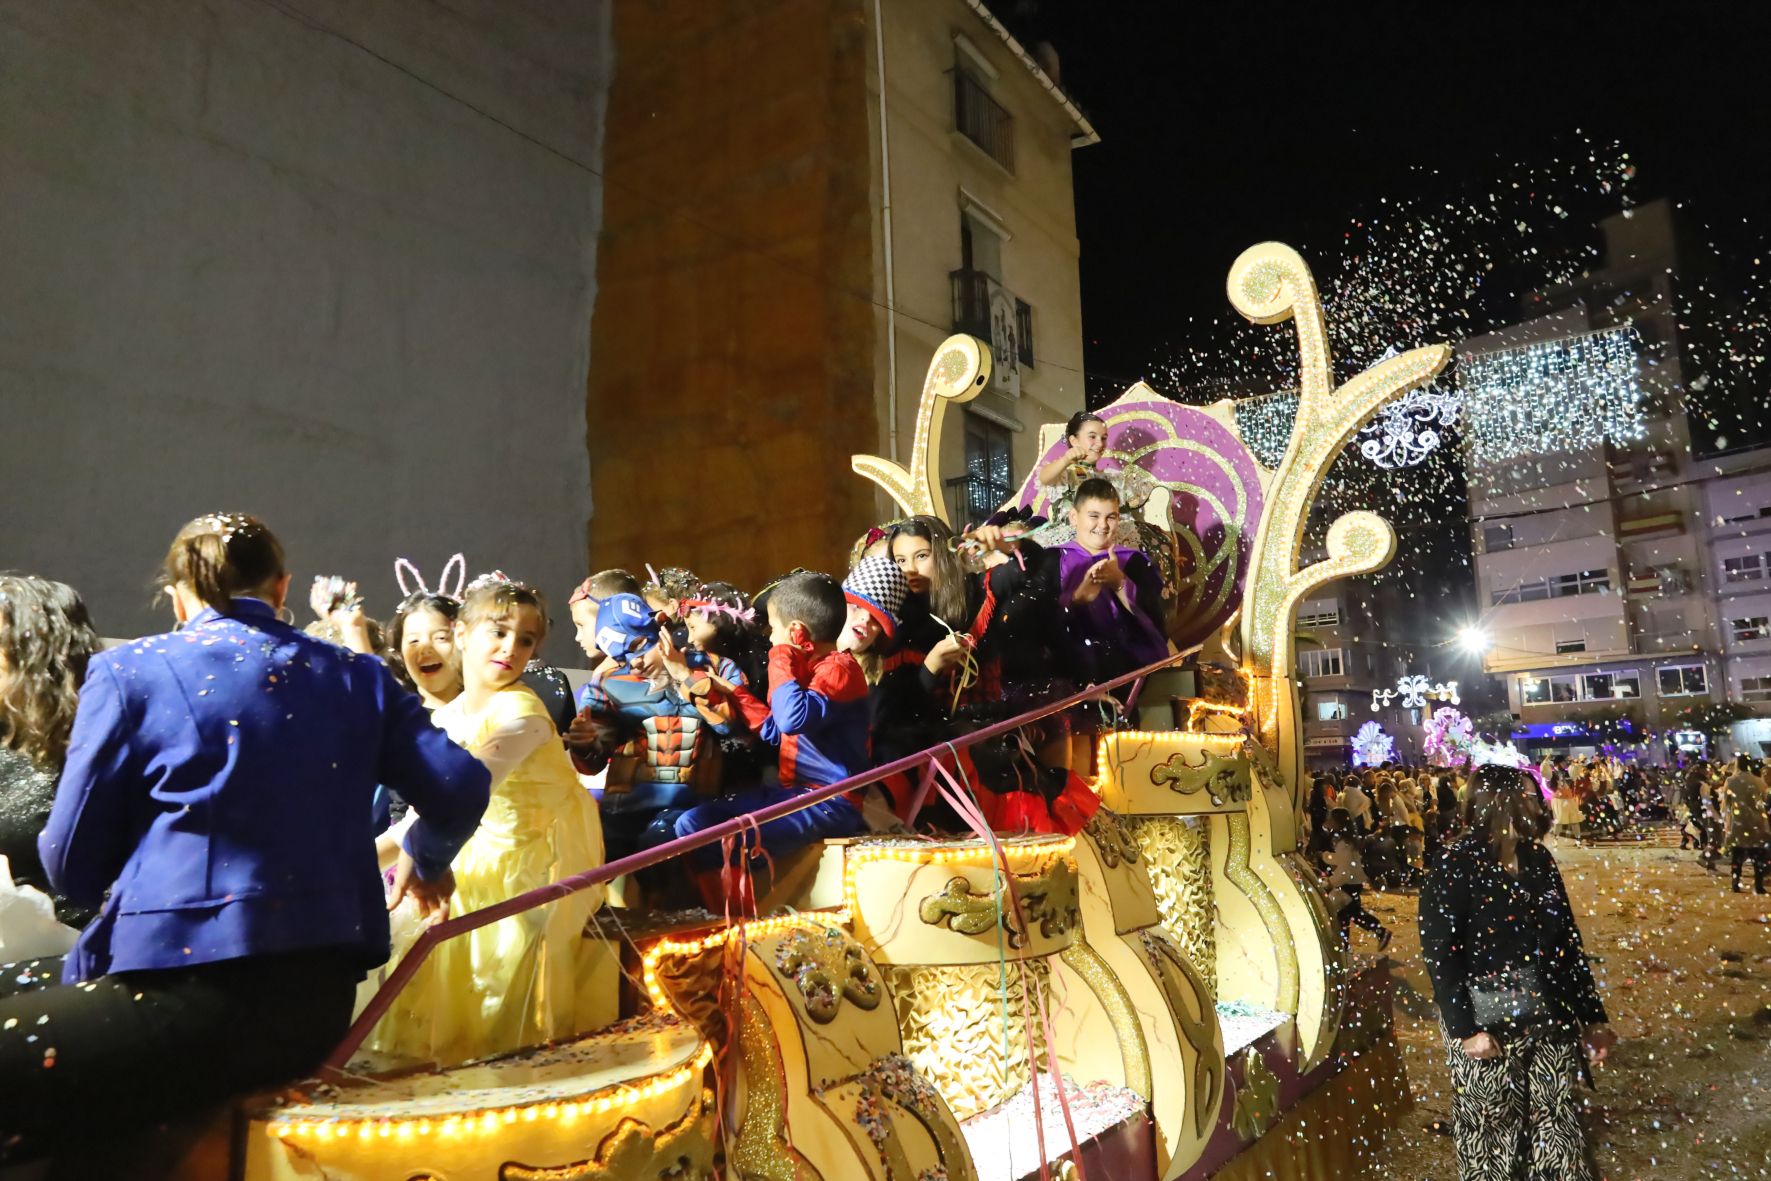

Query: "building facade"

xmin=1295 ymin=581 xmax=1440 ymax=771
xmin=868 ymin=0 xmax=1096 ymax=527
xmin=587 ymin=0 xmax=1094 ymax=590
xmin=1466 ymin=201 xmax=1771 ymax=762
xmin=1705 ymin=452 xmax=1771 ymax=756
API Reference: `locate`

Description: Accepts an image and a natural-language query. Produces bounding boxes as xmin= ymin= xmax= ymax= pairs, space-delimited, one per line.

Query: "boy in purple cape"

xmin=1054 ymin=477 xmax=1171 ymax=683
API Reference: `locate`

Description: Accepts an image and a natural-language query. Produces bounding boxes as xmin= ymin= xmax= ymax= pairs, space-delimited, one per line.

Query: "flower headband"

xmin=394 ymin=553 xmax=466 ymax=601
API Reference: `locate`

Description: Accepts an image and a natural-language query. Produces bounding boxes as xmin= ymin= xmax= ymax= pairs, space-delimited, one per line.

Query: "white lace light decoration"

xmin=1356 ymin=385 xmax=1463 ymax=469
xmin=1351 ymin=720 xmax=1396 ymax=767
xmin=1371 ymin=674 xmax=1459 ymax=712
xmin=1459 ymin=326 xmax=1647 ymax=466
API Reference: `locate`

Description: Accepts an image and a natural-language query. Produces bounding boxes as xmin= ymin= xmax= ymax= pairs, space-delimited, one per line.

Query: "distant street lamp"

xmin=1456 ymin=625 xmax=1492 ymax=656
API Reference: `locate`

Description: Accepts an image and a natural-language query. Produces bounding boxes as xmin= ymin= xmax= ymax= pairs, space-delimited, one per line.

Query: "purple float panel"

xmin=1014 ymin=397 xmax=1266 ymax=648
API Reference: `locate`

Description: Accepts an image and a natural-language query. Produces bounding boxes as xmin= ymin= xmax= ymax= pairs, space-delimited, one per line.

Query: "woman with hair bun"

xmin=0 ymin=513 xmax=491 ymax=1160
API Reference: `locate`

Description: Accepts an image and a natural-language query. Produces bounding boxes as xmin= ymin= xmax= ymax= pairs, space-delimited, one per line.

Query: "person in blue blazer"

xmin=0 ymin=512 xmax=491 ymax=1158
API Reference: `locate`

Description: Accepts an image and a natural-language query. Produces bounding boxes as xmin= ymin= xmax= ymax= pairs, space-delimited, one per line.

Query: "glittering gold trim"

xmin=771 ymin=926 xmax=884 ymax=1025
xmin=1282 ymin=849 xmax=1346 ymax=1058
xmin=731 ymin=996 xmax=821 ymax=1181
xmin=1083 ymin=807 xmax=1142 ymax=871
xmin=1137 ymin=929 xmax=1224 ymax=1138
xmin=1224 ymin=812 xmax=1297 ymax=1013
xmin=917 ymin=867 xmax=1079 ymax=948
xmin=1058 ymin=940 xmax=1152 ymax=1096
xmin=1150 ymin=751 xmax=1252 ymax=809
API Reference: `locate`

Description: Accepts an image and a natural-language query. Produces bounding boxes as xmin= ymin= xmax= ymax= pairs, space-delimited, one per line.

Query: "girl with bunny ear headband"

xmin=386 ymin=554 xmax=468 ymax=708
xmin=394 ymin=553 xmax=467 ymax=602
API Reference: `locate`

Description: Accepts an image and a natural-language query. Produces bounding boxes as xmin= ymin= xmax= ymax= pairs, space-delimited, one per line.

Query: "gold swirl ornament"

xmin=852 ymin=334 xmax=991 ymax=523
xmin=1225 ymin=243 xmax=1448 ymax=780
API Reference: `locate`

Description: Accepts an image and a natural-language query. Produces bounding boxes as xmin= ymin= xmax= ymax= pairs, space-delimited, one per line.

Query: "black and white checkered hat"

xmin=842 ymin=556 xmax=909 ymax=639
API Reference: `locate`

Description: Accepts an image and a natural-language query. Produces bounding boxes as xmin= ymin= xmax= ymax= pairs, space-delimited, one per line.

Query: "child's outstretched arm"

xmin=1038 ymin=446 xmax=1080 ymax=487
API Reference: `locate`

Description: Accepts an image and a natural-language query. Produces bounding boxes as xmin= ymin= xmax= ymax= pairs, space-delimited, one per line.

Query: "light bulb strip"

xmin=841 ymin=837 xmax=1076 ymax=925
xmin=1186 ymin=700 xmax=1254 ymax=732
xmin=263 ymin=1041 xmax=715 ymax=1143
xmin=640 ymin=910 xmax=850 ymax=1012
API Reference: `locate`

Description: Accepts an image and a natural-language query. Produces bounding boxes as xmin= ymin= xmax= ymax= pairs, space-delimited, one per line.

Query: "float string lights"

xmin=1232 ymin=391 xmax=1300 ymax=470
xmin=641 ymin=911 xmax=849 ymax=1012
xmin=264 ymin=1042 xmax=715 ymax=1143
xmin=1459 ymin=326 xmax=1647 ymax=466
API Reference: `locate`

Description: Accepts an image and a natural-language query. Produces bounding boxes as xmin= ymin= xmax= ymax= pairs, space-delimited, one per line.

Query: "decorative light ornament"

xmin=1469 ymin=737 xmax=1529 ymax=769
xmin=1350 ymin=721 xmax=1396 ymax=768
xmin=1468 ymin=736 xmax=1547 ymax=796
xmin=1356 ymin=384 xmax=1462 ymax=469
xmin=1459 ymin=326 xmax=1646 ymax=466
xmin=1422 ymin=707 xmax=1475 ymax=767
xmin=1370 ymin=674 xmax=1459 ymax=711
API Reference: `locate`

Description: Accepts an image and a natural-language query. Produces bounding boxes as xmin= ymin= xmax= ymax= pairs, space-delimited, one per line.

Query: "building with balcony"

xmin=1294 ymin=580 xmax=1443 ymax=771
xmin=586 ymin=0 xmax=1095 ymax=588
xmin=1465 ymin=201 xmax=1771 ymax=761
xmin=869 ymin=0 xmax=1096 ymax=527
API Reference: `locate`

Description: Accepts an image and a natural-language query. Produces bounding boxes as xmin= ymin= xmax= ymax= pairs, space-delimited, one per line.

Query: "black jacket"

xmin=1418 ymin=836 xmax=1607 ymax=1040
xmin=0 ymin=746 xmax=97 ymax=929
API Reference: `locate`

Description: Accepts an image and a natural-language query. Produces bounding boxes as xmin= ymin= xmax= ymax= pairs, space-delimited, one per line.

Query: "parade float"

xmin=236 ymin=242 xmax=1447 ymax=1181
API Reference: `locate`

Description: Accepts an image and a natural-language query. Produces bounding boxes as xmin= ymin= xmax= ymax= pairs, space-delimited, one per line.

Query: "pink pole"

xmin=323 ymin=650 xmax=1189 ymax=1070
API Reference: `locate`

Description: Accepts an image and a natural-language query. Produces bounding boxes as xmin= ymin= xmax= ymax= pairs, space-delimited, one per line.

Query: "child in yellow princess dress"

xmin=369 ymin=575 xmax=606 ymax=1064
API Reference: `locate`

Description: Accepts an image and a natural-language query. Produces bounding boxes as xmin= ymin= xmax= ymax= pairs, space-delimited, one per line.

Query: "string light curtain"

xmin=1459 ymin=326 xmax=1648 ymax=466
xmin=1234 ymin=391 xmax=1302 ymax=468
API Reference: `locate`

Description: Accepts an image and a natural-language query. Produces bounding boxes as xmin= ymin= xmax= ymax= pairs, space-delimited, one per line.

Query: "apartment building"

xmin=586 ymin=0 xmax=1094 ymax=588
xmin=1295 ymin=581 xmax=1434 ymax=770
xmin=1706 ymin=450 xmax=1771 ymax=755
xmin=1466 ymin=201 xmax=1770 ymax=761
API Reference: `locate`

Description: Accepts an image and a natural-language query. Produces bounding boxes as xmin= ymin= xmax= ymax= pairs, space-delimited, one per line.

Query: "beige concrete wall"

xmin=0 ymin=0 xmax=612 ymax=649
xmin=864 ymin=0 xmax=1088 ymax=523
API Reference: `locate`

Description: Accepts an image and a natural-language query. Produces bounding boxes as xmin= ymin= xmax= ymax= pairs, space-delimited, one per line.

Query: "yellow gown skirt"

xmin=368 ymin=688 xmax=606 ymax=1065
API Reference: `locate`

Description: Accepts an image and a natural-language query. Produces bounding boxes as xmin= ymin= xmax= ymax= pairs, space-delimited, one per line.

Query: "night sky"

xmin=992 ymin=3 xmax=1771 ymax=688
xmin=1016 ymin=3 xmax=1771 ymax=399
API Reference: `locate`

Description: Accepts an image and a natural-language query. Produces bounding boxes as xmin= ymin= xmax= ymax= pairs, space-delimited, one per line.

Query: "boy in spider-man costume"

xmin=670 ymin=572 xmax=868 ymax=911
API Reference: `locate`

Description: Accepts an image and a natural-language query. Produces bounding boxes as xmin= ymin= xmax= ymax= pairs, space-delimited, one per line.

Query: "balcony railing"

xmin=1626 ymin=566 xmax=1690 ymax=597
xmin=323 ymin=651 xmax=1188 ymax=1071
xmin=1617 ymin=511 xmax=1684 ymax=539
xmin=954 ymin=69 xmax=1014 ymax=171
